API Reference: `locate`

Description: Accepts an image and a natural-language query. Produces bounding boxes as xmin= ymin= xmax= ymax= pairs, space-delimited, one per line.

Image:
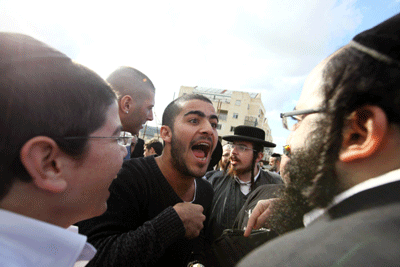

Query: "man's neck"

xmin=155 ymin=155 xmax=196 ymax=202
xmin=0 ymin=184 xmax=73 ymax=228
xmin=236 ymin=166 xmax=260 ymax=183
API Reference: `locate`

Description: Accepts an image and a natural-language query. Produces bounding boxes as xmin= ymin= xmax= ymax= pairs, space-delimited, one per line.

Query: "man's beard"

xmin=266 ymin=121 xmax=339 ymax=234
xmin=227 ymin=159 xmax=253 ymax=177
xmin=170 ymin=134 xmax=209 ymax=179
xmin=269 ymin=165 xmax=277 ymax=172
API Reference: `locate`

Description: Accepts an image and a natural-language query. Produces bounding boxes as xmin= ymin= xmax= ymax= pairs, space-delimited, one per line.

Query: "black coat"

xmin=238 ymin=180 xmax=400 ymax=266
xmin=233 ymin=184 xmax=285 ymax=230
xmin=207 ymin=169 xmax=283 ymax=241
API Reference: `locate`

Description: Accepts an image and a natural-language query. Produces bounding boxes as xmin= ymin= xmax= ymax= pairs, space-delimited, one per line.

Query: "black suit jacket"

xmin=207 ymin=169 xmax=283 ymax=241
xmin=237 ymin=180 xmax=400 ymax=266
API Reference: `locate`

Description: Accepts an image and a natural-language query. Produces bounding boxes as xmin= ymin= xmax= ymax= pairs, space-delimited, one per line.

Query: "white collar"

xmin=235 ymin=168 xmax=261 ymax=195
xmin=304 ymin=168 xmax=400 ymax=226
xmin=184 ymin=179 xmax=197 ymax=203
xmin=0 ymin=209 xmax=96 ymax=267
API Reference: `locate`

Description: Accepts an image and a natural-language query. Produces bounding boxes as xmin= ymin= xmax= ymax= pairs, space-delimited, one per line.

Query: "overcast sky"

xmin=1 ymin=0 xmax=399 ymax=152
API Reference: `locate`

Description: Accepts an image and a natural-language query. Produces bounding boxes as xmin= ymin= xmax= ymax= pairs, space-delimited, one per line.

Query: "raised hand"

xmin=173 ymin=202 xmax=206 ymax=239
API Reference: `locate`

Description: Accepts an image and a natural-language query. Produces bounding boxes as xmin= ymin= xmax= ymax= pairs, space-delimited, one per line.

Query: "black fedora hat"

xmin=222 ymin=125 xmax=276 ymax=147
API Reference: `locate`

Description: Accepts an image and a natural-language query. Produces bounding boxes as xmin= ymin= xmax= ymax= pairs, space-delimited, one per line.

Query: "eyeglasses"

xmin=228 ymin=143 xmax=257 ymax=153
xmin=283 ymin=145 xmax=291 ymax=156
xmin=63 ymin=131 xmax=134 ymax=147
xmin=280 ymin=108 xmax=323 ymax=131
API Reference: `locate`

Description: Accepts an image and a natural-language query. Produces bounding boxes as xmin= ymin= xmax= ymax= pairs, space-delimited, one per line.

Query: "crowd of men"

xmin=0 ymin=12 xmax=400 ymax=267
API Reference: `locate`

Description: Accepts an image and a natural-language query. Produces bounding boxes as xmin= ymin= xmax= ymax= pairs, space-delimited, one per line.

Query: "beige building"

xmin=179 ymin=86 xmax=274 ymax=157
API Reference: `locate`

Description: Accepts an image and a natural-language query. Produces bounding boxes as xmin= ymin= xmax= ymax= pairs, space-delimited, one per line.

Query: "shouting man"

xmin=77 ymin=94 xmax=219 ymax=266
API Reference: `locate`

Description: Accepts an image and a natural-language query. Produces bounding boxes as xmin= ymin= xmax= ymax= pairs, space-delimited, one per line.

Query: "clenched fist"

xmin=173 ymin=202 xmax=206 ymax=239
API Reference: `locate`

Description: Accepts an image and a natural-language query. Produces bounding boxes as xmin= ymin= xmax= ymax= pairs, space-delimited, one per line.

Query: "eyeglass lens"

xmin=119 ymin=131 xmax=133 ymax=146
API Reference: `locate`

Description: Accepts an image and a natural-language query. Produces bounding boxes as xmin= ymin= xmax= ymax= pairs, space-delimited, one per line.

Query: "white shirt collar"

xmin=235 ymin=168 xmax=261 ymax=195
xmin=0 ymin=209 xmax=96 ymax=267
xmin=303 ymin=168 xmax=400 ymax=226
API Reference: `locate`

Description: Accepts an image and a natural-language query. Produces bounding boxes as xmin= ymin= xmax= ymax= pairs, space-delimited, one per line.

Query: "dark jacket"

xmin=238 ymin=180 xmax=400 ymax=266
xmin=207 ymin=169 xmax=283 ymax=241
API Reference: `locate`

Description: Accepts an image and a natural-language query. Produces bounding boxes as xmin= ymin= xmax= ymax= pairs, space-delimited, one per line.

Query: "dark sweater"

xmin=77 ymin=156 xmax=214 ymax=267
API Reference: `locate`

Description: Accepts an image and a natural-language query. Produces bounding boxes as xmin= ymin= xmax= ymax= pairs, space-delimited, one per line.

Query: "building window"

xmin=235 ymin=100 xmax=241 ymax=106
xmin=233 ymin=113 xmax=239 ymax=119
xmin=216 ymin=124 xmax=222 ymax=130
xmin=230 ymin=126 xmax=235 ymax=132
xmin=219 ymin=110 xmax=228 ymax=121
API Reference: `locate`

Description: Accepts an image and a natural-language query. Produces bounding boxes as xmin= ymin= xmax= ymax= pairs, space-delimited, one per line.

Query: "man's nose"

xmin=147 ymin=110 xmax=154 ymax=121
xmin=201 ymin=121 xmax=214 ymax=135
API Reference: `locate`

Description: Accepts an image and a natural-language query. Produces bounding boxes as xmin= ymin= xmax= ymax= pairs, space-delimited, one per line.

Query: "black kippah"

xmin=350 ymin=13 xmax=400 ymax=65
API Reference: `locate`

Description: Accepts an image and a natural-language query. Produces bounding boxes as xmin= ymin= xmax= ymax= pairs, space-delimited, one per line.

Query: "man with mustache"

xmin=268 ymin=153 xmax=281 ymax=174
xmin=77 ymin=94 xmax=219 ymax=266
xmin=207 ymin=126 xmax=283 ymax=241
xmin=239 ymin=13 xmax=400 ymax=266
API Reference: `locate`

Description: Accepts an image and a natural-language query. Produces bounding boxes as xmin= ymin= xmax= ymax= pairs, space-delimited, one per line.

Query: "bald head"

xmin=107 ymin=66 xmax=155 ymax=135
xmin=107 ymin=66 xmax=155 ymax=98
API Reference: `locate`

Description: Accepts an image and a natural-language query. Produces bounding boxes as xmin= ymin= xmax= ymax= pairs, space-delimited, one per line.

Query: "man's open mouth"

xmin=191 ymin=142 xmax=211 ymax=161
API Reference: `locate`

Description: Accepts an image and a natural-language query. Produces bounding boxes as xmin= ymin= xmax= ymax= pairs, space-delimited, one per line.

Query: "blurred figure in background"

xmin=143 ymin=138 xmax=163 ymax=157
xmin=217 ymin=143 xmax=231 ymax=171
xmin=269 ymin=153 xmax=281 ymax=174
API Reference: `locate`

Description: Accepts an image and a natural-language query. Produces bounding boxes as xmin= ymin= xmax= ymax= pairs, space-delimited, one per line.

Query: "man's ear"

xmin=339 ymin=106 xmax=387 ymax=162
xmin=160 ymin=125 xmax=172 ymax=144
xmin=120 ymin=95 xmax=133 ymax=114
xmin=20 ymin=136 xmax=68 ymax=193
xmin=256 ymin=152 xmax=264 ymax=163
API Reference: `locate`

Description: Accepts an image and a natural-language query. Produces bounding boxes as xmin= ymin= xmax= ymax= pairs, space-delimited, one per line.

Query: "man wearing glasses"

xmin=239 ymin=13 xmax=400 ymax=266
xmin=207 ymin=125 xmax=283 ymax=242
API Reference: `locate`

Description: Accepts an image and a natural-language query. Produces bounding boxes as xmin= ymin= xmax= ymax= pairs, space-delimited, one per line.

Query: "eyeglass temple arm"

xmin=280 ymin=108 xmax=323 ymax=118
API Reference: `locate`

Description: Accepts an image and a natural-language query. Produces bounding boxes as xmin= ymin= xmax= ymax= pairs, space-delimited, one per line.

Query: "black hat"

xmin=349 ymin=13 xmax=400 ymax=65
xmin=207 ymin=140 xmax=222 ymax=171
xmin=223 ymin=125 xmax=276 ymax=147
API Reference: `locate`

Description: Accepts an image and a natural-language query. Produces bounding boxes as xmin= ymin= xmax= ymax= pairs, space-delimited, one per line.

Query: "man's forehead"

xmin=296 ymin=58 xmax=328 ymax=110
xmin=179 ymin=99 xmax=216 ymax=114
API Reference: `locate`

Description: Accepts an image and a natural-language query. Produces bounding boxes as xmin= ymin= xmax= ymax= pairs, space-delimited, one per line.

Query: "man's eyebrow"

xmin=184 ymin=110 xmax=206 ymax=117
xmin=184 ymin=111 xmax=219 ymax=122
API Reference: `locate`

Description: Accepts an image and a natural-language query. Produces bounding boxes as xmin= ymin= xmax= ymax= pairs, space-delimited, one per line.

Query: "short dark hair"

xmin=307 ymin=45 xmax=400 ymax=206
xmin=271 ymin=153 xmax=281 ymax=162
xmin=162 ymin=94 xmax=213 ymax=130
xmin=0 ymin=33 xmax=117 ymax=199
xmin=144 ymin=139 xmax=163 ymax=156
